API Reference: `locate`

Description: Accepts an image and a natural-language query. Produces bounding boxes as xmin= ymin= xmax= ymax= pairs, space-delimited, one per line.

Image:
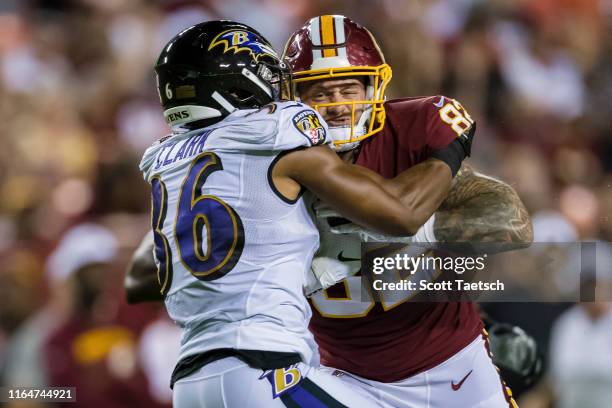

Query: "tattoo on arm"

xmin=434 ymin=163 xmax=533 ymax=244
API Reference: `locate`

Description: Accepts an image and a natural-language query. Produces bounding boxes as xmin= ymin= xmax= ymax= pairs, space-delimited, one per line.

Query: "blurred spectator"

xmin=2 ymin=223 xmax=166 ymax=407
xmin=559 ymin=184 xmax=600 ymax=239
xmin=494 ymin=19 xmax=585 ymax=120
xmin=597 ymin=179 xmax=612 ymax=241
xmin=532 ymin=211 xmax=578 ymax=243
xmin=210 ymin=0 xmax=312 ymax=50
xmin=498 ymin=144 xmax=554 ymax=213
xmin=547 ymin=243 xmax=612 ymax=408
xmin=43 ymin=223 xmax=165 ymax=407
xmin=0 ymin=246 xmax=49 ymax=394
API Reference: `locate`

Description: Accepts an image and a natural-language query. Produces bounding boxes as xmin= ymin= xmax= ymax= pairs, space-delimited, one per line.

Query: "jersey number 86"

xmin=151 ymin=152 xmax=245 ymax=295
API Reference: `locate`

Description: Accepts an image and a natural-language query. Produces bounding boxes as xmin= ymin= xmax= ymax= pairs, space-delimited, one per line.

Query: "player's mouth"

xmin=327 ymin=116 xmax=353 ymax=126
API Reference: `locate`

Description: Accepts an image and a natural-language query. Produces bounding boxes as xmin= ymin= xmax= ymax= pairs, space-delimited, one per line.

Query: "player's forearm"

xmin=124 ymin=233 xmax=164 ymax=303
xmin=289 ymin=146 xmax=429 ymax=236
xmin=325 ymin=165 xmax=424 ymax=235
xmin=384 ymin=158 xmax=453 ymax=232
xmin=434 ymin=164 xmax=533 ymax=246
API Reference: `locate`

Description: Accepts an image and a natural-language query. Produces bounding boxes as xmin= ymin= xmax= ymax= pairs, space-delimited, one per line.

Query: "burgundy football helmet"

xmin=283 ymin=15 xmax=392 ymax=150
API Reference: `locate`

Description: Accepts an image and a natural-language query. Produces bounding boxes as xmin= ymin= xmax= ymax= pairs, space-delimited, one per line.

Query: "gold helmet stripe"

xmin=320 ymin=15 xmax=338 ymax=57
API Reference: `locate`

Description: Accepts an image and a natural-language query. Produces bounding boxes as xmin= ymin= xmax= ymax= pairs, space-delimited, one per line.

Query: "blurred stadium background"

xmin=0 ymin=0 xmax=611 ymax=407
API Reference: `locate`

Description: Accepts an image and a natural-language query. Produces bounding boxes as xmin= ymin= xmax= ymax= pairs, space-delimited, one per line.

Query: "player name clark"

xmin=372 ymin=279 xmax=505 ymax=292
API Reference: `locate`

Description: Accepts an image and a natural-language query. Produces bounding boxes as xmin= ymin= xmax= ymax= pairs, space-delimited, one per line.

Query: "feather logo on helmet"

xmin=208 ymin=30 xmax=278 ymax=62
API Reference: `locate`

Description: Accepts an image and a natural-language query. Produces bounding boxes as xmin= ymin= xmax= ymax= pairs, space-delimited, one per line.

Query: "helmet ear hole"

xmin=174 ymin=68 xmax=195 ymax=81
xmin=228 ymin=88 xmax=255 ymax=102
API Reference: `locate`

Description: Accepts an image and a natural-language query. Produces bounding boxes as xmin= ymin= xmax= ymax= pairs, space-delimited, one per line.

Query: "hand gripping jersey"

xmin=309 ymin=96 xmax=484 ymax=382
xmin=140 ymin=101 xmax=330 ymax=368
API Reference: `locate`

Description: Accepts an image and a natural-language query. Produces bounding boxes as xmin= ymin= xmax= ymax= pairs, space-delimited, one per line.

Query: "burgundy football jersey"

xmin=308 ymin=96 xmax=483 ymax=382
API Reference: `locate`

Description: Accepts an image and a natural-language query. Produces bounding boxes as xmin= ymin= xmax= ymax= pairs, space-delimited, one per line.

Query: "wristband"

xmin=430 ymin=140 xmax=465 ymax=176
xmin=431 ymin=124 xmax=476 ymax=176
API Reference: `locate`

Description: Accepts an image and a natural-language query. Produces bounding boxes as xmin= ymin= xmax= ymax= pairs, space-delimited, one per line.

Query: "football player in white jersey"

xmin=131 ymin=20 xmax=474 ymax=407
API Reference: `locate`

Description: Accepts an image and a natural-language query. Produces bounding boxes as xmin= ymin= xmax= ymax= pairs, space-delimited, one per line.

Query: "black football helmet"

xmin=156 ymin=20 xmax=291 ymax=129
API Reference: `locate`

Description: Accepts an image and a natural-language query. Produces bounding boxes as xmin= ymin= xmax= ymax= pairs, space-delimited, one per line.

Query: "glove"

xmin=329 ymin=214 xmax=438 ymax=246
xmin=330 ymin=222 xmax=403 ymax=242
xmin=312 ymin=198 xmax=437 ymax=245
xmin=487 ymin=323 xmax=542 ymax=385
xmin=312 ymin=199 xmax=341 ymax=220
xmin=304 ymin=256 xmax=357 ymax=297
xmin=313 ymin=197 xmax=437 ymax=245
xmin=311 ymin=199 xmax=355 ymax=231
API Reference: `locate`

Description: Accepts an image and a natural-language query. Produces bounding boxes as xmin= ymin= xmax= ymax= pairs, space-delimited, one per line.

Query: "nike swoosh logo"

xmin=337 ymin=251 xmax=361 ymax=262
xmin=433 ymin=96 xmax=445 ymax=108
xmin=451 ymin=370 xmax=472 ymax=391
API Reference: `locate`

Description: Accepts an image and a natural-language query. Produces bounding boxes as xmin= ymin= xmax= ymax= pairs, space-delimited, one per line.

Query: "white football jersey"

xmin=139 ymin=101 xmax=330 ymax=366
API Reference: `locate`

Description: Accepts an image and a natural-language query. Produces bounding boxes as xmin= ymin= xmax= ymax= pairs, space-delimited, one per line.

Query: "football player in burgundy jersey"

xmin=283 ymin=15 xmax=533 ymax=407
